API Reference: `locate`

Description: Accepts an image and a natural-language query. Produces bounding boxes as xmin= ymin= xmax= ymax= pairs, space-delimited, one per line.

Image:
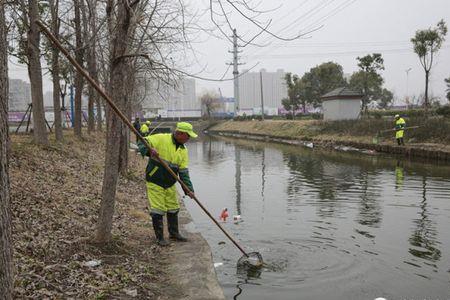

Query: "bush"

xmin=311 ymin=113 xmax=322 ymax=120
xmin=436 ymin=105 xmax=450 ymax=118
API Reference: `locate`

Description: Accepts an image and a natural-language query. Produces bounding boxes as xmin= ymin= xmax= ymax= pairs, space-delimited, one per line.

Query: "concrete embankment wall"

xmin=208 ymin=120 xmax=450 ymax=162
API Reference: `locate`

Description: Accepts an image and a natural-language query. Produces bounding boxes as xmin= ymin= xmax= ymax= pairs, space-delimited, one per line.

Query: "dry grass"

xmin=211 ymin=118 xmax=450 ymax=145
xmin=9 ymin=130 xmax=172 ymax=299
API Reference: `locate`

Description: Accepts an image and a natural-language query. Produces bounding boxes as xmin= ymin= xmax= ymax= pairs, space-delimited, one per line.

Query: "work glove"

xmin=149 ymin=148 xmax=159 ymax=157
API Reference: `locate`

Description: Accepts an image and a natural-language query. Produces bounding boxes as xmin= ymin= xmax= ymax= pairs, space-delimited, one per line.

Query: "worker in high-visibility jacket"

xmin=394 ymin=114 xmax=406 ymax=145
xmin=138 ymin=122 xmax=197 ymax=246
xmin=140 ymin=120 xmax=151 ymax=136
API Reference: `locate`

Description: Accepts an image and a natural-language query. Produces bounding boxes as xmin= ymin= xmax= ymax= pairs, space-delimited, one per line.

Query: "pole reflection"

xmin=407 ymin=175 xmax=441 ymax=266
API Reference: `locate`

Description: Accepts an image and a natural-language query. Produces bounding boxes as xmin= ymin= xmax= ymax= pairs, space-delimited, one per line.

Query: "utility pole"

xmin=259 ymin=71 xmax=264 ymax=120
xmin=227 ymin=29 xmax=243 ymax=116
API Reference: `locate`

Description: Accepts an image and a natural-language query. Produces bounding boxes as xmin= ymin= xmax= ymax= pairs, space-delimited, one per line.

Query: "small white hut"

xmin=321 ymin=87 xmax=362 ymax=121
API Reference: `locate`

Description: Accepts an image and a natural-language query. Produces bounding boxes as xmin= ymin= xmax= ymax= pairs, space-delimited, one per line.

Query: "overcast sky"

xmin=8 ymin=0 xmax=450 ymax=104
xmin=190 ymin=0 xmax=450 ymax=104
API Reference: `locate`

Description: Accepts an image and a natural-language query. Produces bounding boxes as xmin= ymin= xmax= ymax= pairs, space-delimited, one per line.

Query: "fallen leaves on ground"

xmin=10 ymin=131 xmax=168 ymax=299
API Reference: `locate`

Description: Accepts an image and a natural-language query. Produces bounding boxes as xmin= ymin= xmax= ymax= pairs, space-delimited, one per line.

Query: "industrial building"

xmin=140 ymin=77 xmax=200 ymax=119
xmin=237 ymin=69 xmax=288 ymax=116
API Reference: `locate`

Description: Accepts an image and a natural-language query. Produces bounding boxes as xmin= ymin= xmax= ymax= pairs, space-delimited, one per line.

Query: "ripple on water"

xmin=254 ymin=238 xmax=367 ymax=288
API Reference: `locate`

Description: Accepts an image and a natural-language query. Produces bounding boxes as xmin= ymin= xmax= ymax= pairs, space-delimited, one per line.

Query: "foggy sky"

xmin=192 ymin=0 xmax=450 ymax=104
xmin=7 ymin=0 xmax=450 ymax=105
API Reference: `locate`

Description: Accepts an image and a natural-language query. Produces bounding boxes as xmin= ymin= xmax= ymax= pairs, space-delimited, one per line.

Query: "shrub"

xmin=436 ymin=105 xmax=450 ymax=118
xmin=311 ymin=113 xmax=322 ymax=120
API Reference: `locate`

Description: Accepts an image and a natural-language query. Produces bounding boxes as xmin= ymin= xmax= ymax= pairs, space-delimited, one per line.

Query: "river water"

xmin=184 ymin=136 xmax=450 ymax=300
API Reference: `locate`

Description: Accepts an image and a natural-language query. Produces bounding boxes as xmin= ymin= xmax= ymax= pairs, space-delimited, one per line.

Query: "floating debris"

xmin=219 ymin=208 xmax=229 ymax=222
xmin=233 ymin=215 xmax=242 ymax=224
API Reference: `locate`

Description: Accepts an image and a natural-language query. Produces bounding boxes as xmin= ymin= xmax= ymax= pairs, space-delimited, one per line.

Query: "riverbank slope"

xmin=9 ymin=131 xmax=224 ymax=299
xmin=209 ymin=119 xmax=450 ymax=162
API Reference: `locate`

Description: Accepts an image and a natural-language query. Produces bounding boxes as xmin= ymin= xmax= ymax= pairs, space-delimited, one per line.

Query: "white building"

xmin=238 ymin=69 xmax=287 ymax=116
xmin=9 ymin=79 xmax=31 ymax=111
xmin=141 ymin=77 xmax=200 ymax=118
xmin=321 ymin=87 xmax=362 ymax=121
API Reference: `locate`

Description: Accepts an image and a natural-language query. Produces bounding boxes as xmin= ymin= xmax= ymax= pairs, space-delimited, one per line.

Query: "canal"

xmin=184 ymin=136 xmax=450 ymax=300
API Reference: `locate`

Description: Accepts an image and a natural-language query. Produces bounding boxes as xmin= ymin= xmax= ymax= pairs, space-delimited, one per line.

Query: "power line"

xmin=248 ymin=0 xmax=358 ymax=58
xmin=301 ymin=0 xmax=358 ymax=33
xmin=245 ymin=44 xmax=450 ymax=59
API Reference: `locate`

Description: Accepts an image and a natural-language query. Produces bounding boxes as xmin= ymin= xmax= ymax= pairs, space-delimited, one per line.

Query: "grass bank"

xmin=209 ymin=118 xmax=450 ymax=160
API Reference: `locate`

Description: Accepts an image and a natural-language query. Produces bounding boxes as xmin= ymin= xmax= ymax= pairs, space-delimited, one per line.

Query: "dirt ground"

xmin=9 ymin=131 xmax=186 ymax=299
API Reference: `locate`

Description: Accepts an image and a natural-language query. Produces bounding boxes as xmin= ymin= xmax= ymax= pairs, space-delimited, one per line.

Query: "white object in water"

xmin=374 ymin=298 xmax=387 ymax=300
xmin=214 ymin=262 xmax=224 ymax=268
xmin=233 ymin=215 xmax=242 ymax=223
xmin=305 ymin=142 xmax=314 ymax=148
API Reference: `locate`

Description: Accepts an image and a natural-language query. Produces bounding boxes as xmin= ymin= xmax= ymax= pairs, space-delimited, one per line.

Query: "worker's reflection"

xmin=395 ymin=160 xmax=404 ymax=190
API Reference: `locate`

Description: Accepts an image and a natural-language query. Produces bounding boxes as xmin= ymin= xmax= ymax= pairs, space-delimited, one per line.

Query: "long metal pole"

xmin=36 ymin=20 xmax=249 ymax=257
xmin=259 ymin=71 xmax=264 ymax=120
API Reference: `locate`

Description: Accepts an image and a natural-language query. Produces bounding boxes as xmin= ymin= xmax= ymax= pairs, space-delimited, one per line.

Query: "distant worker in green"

xmin=394 ymin=114 xmax=406 ymax=146
xmin=140 ymin=120 xmax=151 ymax=137
xmin=138 ymin=122 xmax=197 ymax=246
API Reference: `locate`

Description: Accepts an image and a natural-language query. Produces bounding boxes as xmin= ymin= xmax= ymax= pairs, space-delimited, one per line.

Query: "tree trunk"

xmin=73 ymin=0 xmax=84 ymax=137
xmin=50 ymin=0 xmax=63 ymax=141
xmin=27 ymin=0 xmax=48 ymax=145
xmin=0 ymin=3 xmax=13 ymax=297
xmin=118 ymin=98 xmax=130 ymax=174
xmin=96 ymin=0 xmax=134 ymax=243
xmin=96 ymin=97 xmax=103 ymax=131
xmin=119 ymin=63 xmax=133 ymax=174
xmin=86 ymin=0 xmax=98 ymax=133
xmin=424 ymin=70 xmax=429 ymax=112
xmin=96 ymin=105 xmax=121 ymax=242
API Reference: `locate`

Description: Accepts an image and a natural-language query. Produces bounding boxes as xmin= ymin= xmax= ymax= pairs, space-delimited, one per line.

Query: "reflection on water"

xmin=186 ymin=136 xmax=450 ymax=300
xmin=408 ymin=175 xmax=441 ymax=270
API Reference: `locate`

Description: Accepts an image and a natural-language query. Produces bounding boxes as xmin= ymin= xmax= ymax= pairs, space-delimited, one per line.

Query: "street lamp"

xmin=405 ymin=68 xmax=412 ymax=106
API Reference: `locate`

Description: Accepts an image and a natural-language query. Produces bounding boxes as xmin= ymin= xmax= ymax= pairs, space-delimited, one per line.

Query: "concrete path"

xmin=164 ymin=199 xmax=225 ymax=300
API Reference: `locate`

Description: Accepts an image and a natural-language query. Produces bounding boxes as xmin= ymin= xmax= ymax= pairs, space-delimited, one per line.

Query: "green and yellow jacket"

xmin=138 ymin=133 xmax=194 ymax=193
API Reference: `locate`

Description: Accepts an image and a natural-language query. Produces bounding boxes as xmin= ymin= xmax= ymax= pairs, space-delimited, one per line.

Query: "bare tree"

xmin=95 ymin=0 xmax=140 ymax=243
xmin=49 ymin=0 xmax=63 ymax=141
xmin=73 ymin=0 xmax=85 ymax=136
xmin=0 ymin=2 xmax=13 ymax=297
xmin=201 ymin=91 xmax=220 ymax=119
xmin=26 ymin=0 xmax=49 ymax=145
xmin=85 ymin=0 xmax=99 ymax=133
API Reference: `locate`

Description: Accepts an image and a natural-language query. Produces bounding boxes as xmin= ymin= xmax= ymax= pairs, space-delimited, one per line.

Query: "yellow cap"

xmin=176 ymin=122 xmax=197 ymax=138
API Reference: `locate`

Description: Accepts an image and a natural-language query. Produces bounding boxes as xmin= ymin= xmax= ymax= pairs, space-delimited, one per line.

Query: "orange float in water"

xmin=220 ymin=208 xmax=229 ymax=221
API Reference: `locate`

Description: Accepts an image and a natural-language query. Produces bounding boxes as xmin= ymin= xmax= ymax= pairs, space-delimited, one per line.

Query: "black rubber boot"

xmin=151 ymin=214 xmax=169 ymax=246
xmin=167 ymin=212 xmax=188 ymax=242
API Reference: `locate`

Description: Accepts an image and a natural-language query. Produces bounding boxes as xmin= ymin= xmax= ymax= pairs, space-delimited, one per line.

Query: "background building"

xmin=321 ymin=87 xmax=362 ymax=121
xmin=9 ymin=79 xmax=31 ymax=112
xmin=141 ymin=77 xmax=200 ymax=119
xmin=238 ymin=69 xmax=288 ymax=116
